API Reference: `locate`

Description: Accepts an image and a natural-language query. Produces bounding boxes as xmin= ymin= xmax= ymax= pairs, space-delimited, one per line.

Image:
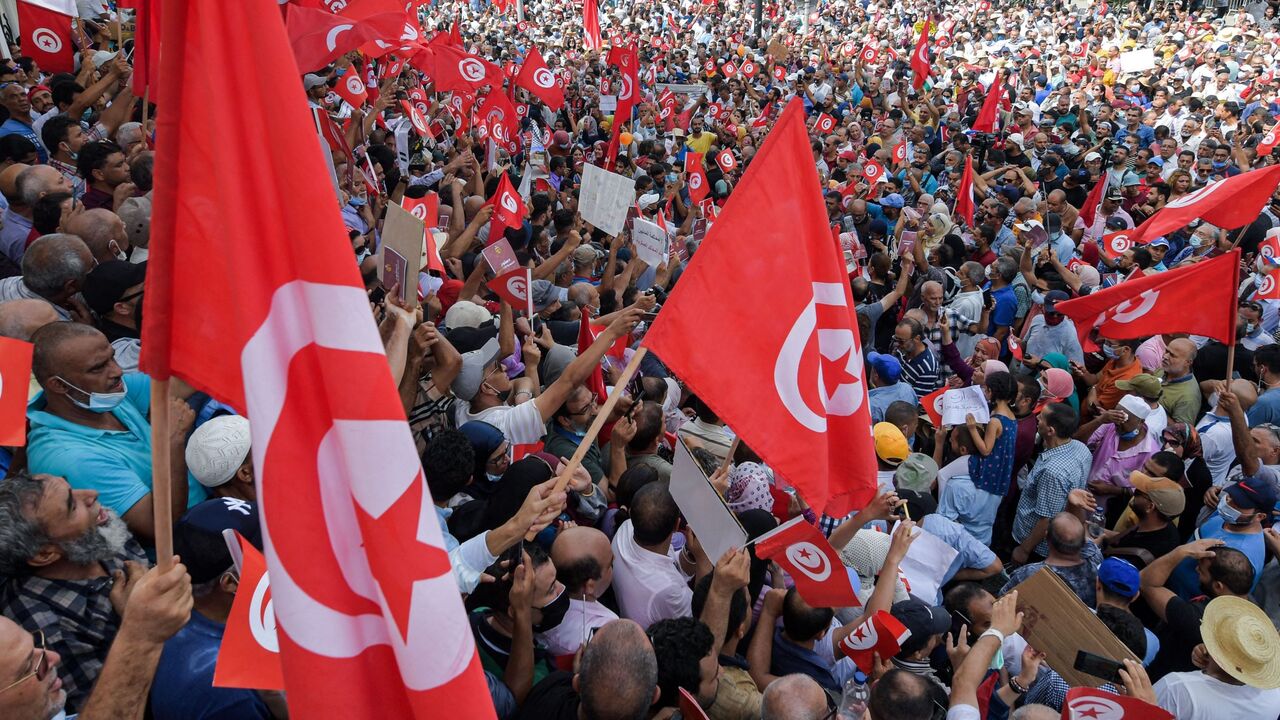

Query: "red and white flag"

xmin=0 ymin=337 xmax=33 ymax=446
xmin=1256 ymin=230 xmax=1280 ymax=300
xmin=772 ymin=65 xmax=787 ymax=82
xmin=487 ymin=172 xmax=525 ymax=243
xmin=1259 ymin=127 xmax=1280 ymax=157
xmin=754 ymin=516 xmax=860 ymax=607
xmin=859 ymin=44 xmax=879 ymax=65
xmin=686 ymin=152 xmax=710 ymax=204
xmin=141 ymin=2 xmax=494 ymax=717
xmin=954 ymin=154 xmax=976 ymax=227
xmin=644 ymin=99 xmax=879 ymax=517
xmin=214 ymin=532 xmax=284 ymax=691
xmin=1062 ymin=688 xmax=1173 ymax=720
xmin=910 ymin=21 xmax=932 ymax=90
xmin=838 ymin=611 xmax=911 ymax=674
xmin=973 ymin=71 xmax=1004 ymax=133
xmin=1055 ymin=250 xmax=1240 ymax=347
xmin=1101 ymin=230 xmax=1134 ymax=262
xmin=424 ymin=43 xmax=504 ymax=93
xmin=752 ymin=102 xmax=772 ymax=129
xmin=920 ymin=387 xmax=944 ymax=428
xmin=1126 ymin=164 xmax=1280 ymax=245
xmin=863 ymin=159 xmax=886 ymax=184
xmin=515 ymin=46 xmax=565 ymax=111
xmin=813 ymin=113 xmax=836 ymax=134
xmin=716 ymin=148 xmax=737 ymax=173
xmin=722 ymin=60 xmax=738 ymax=77
xmin=401 ymin=193 xmax=439 ymax=228
xmin=487 ymin=267 xmax=530 ymax=308
xmin=892 ymin=141 xmax=907 ymax=164
xmin=285 ymin=4 xmax=407 ymax=72
xmin=400 ymin=100 xmax=431 ymax=138
xmin=18 ymin=0 xmax=75 ymax=73
xmin=741 ymin=59 xmax=758 ymax=78
xmin=334 ymin=71 xmax=369 ymax=107
xmin=582 ymin=0 xmax=601 ymax=50
xmin=1078 ymin=173 xmax=1109 ymax=232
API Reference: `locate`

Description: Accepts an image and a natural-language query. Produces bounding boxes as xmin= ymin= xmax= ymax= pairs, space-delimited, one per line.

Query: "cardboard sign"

xmin=939 ymin=385 xmax=990 ymax=427
xmin=379 ymin=202 xmax=426 ymax=310
xmin=767 ymin=39 xmax=790 ymax=62
xmin=580 ymin=163 xmax=636 ymax=237
xmin=1012 ymin=568 xmax=1141 ymax=688
xmin=669 ymin=437 xmax=749 ymax=565
xmin=632 ymin=216 xmax=670 ymax=267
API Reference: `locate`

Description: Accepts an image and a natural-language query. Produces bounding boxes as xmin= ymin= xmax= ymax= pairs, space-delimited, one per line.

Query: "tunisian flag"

xmin=972 ymin=71 xmax=1004 ymax=133
xmin=286 ymin=4 xmax=408 ymax=72
xmin=487 ymin=172 xmax=525 ymax=243
xmin=1063 ymin=688 xmax=1173 ymax=720
xmin=583 ymin=0 xmax=602 ymax=51
xmin=515 ymin=46 xmax=565 ymax=111
xmin=1054 ymin=249 xmax=1239 ymax=348
xmin=0 ymin=337 xmax=33 ymax=446
xmin=1126 ymin=163 xmax=1280 ymax=245
xmin=838 ymin=611 xmax=911 ymax=673
xmin=910 ymin=21 xmax=932 ymax=90
xmin=954 ymin=154 xmax=976 ymax=227
xmin=754 ymin=516 xmax=860 ymax=608
xmin=1077 ymin=173 xmax=1109 ymax=231
xmin=120 ymin=0 xmax=162 ymax=99
xmin=645 ymin=99 xmax=879 ymax=518
xmin=213 ymin=532 xmax=284 ymax=691
xmin=140 ymin=2 xmax=494 ymax=718
xmin=18 ymin=0 xmax=75 ymax=74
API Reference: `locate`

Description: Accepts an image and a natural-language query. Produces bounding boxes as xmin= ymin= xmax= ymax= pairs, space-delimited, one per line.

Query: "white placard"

xmin=892 ymin=521 xmax=959 ymax=605
xmin=600 ymin=94 xmax=618 ymax=113
xmin=631 ymin=217 xmax=669 ymax=267
xmin=1117 ymin=48 xmax=1156 ymax=75
xmin=669 ymin=438 xmax=748 ymax=565
xmin=579 ymin=163 xmax=636 ymax=237
xmin=940 ymin=385 xmax=990 ymax=427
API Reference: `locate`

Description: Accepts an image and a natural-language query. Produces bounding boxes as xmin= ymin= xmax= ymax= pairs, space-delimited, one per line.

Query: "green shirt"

xmin=1158 ymin=372 xmax=1202 ymax=426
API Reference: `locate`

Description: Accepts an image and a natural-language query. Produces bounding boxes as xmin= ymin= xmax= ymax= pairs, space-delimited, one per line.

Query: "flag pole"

xmin=150 ymin=378 xmax=174 ymax=568
xmin=551 ymin=346 xmax=648 ymax=495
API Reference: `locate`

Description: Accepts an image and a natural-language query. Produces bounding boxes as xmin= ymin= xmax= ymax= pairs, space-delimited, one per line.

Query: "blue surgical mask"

xmin=486 ymin=472 xmax=504 ymax=483
xmin=1118 ymin=427 xmax=1141 ymax=441
xmin=1217 ymin=495 xmax=1245 ymax=524
xmin=54 ymin=376 xmax=126 ymax=413
xmin=1102 ymin=345 xmax=1118 ymax=359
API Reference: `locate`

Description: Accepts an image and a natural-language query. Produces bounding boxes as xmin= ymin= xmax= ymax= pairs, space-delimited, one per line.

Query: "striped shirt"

xmin=896 ymin=347 xmax=942 ymax=399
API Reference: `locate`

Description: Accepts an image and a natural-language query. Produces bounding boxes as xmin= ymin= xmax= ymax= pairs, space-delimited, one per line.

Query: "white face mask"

xmin=55 ymin=376 xmax=126 ymax=413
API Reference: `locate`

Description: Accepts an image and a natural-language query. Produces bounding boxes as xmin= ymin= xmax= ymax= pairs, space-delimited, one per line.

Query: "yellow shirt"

xmin=685 ymin=131 xmax=716 ymax=157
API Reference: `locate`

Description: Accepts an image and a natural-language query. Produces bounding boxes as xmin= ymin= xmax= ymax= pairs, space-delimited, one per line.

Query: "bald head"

xmin=0 ymin=162 xmax=28 ymax=201
xmin=761 ymin=674 xmax=828 ymax=720
xmin=21 ymin=233 xmax=92 ymax=301
xmin=0 ymin=299 xmax=60 ymax=340
xmin=30 ymin=321 xmax=104 ymax=384
xmin=552 ymin=525 xmax=613 ymax=596
xmin=16 ymin=165 xmax=70 ymax=208
xmin=1048 ymin=512 xmax=1085 ymax=557
xmin=1011 ymin=704 xmax=1061 ymax=720
xmin=576 ymin=619 xmax=658 ymax=720
xmin=64 ymin=208 xmax=128 ymax=263
xmin=462 ymin=194 xmax=487 ymax=221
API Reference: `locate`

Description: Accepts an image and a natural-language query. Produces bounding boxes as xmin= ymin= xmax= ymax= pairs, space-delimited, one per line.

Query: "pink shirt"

xmin=1086 ymin=423 xmax=1161 ymax=501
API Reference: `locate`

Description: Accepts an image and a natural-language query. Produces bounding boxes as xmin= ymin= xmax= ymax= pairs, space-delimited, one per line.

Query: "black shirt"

xmin=1149 ymin=595 xmax=1207 ymax=681
xmin=1112 ymin=522 xmax=1182 ymax=564
xmin=513 ymin=671 xmax=580 ymax=720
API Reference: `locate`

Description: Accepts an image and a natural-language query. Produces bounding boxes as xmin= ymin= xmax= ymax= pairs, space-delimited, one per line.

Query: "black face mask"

xmin=533 ymin=587 xmax=570 ymax=633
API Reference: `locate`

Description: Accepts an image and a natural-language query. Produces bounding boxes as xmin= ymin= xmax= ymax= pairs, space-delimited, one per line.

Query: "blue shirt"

xmin=0 ymin=207 xmax=33 ymax=265
xmin=1169 ymin=515 xmax=1266 ymax=598
xmin=988 ymin=285 xmax=1017 ymax=334
xmin=868 ymin=382 xmax=917 ymax=422
xmin=26 ymin=373 xmax=208 ymax=520
xmin=1247 ymin=387 xmax=1280 ymax=427
xmin=0 ymin=118 xmax=45 ymax=162
xmin=937 ymin=474 xmax=1003 ymax=545
xmin=921 ymin=514 xmax=997 ymax=604
xmin=150 ymin=611 xmax=272 ymax=720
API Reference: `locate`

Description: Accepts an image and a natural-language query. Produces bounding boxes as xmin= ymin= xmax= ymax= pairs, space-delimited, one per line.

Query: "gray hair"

xmin=0 ymin=473 xmax=50 ymax=577
xmin=994 ymin=256 xmax=1019 ymax=283
xmin=115 ymin=121 xmax=143 ymax=145
xmin=1011 ymin=704 xmax=1061 ymax=720
xmin=21 ymin=233 xmax=91 ymax=297
xmin=761 ymin=674 xmax=828 ymax=720
xmin=15 ymin=165 xmax=57 ymax=207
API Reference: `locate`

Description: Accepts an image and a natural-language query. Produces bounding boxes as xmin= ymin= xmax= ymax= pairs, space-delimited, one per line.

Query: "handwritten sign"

xmin=631 ymin=217 xmax=669 ymax=267
xmin=939 ymin=385 xmax=990 ymax=427
xmin=580 ymin=163 xmax=636 ymax=237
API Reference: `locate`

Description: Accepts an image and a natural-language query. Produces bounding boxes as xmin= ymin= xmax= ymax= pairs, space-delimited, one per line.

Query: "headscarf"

xmin=480 ymin=455 xmax=556 ymax=534
xmin=1162 ymin=421 xmax=1203 ymax=460
xmin=459 ymin=421 xmax=506 ymax=486
xmin=1042 ymin=353 xmax=1080 ymax=413
xmin=726 ymin=462 xmax=774 ymax=514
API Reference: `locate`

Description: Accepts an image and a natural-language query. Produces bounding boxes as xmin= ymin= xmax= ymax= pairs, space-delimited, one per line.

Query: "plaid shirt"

xmin=921 ymin=307 xmax=980 ymax=358
xmin=0 ymin=541 xmax=146 ymax=713
xmin=407 ymin=377 xmax=457 ymax=456
xmin=46 ymin=157 xmax=85 ymax=199
xmin=1012 ymin=440 xmax=1092 ymax=557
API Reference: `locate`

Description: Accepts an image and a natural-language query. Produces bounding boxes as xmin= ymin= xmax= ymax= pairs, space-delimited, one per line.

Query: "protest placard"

xmin=939 ymin=385 xmax=990 ymax=426
xmin=481 ymin=238 xmax=520 ymax=276
xmin=891 ymin=521 xmax=959 ymax=604
xmin=669 ymin=437 xmax=748 ymax=565
xmin=1117 ymin=47 xmax=1156 ymax=75
xmin=580 ymin=163 xmax=636 ymax=237
xmin=632 ymin=217 xmax=669 ymax=267
xmin=379 ymin=202 xmax=426 ymax=310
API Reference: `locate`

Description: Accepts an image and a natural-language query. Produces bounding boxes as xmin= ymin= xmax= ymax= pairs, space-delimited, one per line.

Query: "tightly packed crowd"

xmin=6 ymin=0 xmax=1280 ymax=718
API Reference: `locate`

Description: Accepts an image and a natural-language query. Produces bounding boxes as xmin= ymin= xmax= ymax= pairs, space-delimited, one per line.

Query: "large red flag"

xmin=515 ymin=46 xmax=565 ymax=111
xmin=583 ymin=0 xmax=602 ymax=51
xmin=837 ymin=610 xmax=911 ymax=673
xmin=1126 ymin=164 xmax=1280 ymax=245
xmin=1062 ymin=688 xmax=1173 ymax=720
xmin=972 ymin=71 xmax=1004 ymax=133
xmin=120 ymin=0 xmax=162 ymax=99
xmin=755 ymin=516 xmax=860 ymax=607
xmin=0 ymin=337 xmax=33 ymax=446
xmin=644 ymin=98 xmax=878 ymax=518
xmin=910 ymin=21 xmax=932 ymax=90
xmin=423 ymin=43 xmax=504 ymax=93
xmin=286 ymin=4 xmax=408 ymax=72
xmin=213 ymin=532 xmax=285 ymax=691
xmin=1054 ymin=249 xmax=1239 ymax=347
xmin=954 ymin=154 xmax=975 ymax=227
xmin=18 ymin=0 xmax=75 ymax=74
xmin=1077 ymin=172 xmax=1109 ymax=232
xmin=141 ymin=1 xmax=494 ymax=718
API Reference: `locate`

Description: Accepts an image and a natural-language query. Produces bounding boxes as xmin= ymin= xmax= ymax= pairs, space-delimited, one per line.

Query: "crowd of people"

xmin=5 ymin=0 xmax=1280 ymax=718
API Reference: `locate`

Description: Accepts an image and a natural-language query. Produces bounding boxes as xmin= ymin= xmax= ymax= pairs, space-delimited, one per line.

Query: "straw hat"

xmin=1202 ymin=596 xmax=1280 ymax=690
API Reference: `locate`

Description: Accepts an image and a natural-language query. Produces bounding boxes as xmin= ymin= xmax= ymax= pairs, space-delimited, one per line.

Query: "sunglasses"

xmin=0 ymin=630 xmax=50 ymax=696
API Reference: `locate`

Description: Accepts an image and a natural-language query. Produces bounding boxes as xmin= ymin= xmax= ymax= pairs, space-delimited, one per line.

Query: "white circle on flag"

xmin=532 ymin=67 xmax=556 ymax=89
xmin=325 ymin=23 xmax=354 ymax=52
xmin=459 ymin=58 xmax=486 ymax=84
xmin=785 ymin=541 xmax=832 ymax=581
xmin=31 ymin=28 xmax=62 ymax=53
xmin=619 ymin=74 xmax=634 ymax=102
xmin=1262 ymin=274 xmax=1277 ymax=296
xmin=248 ymin=570 xmax=279 ymax=652
xmin=689 ymin=173 xmax=702 ymax=190
xmin=345 ymin=74 xmax=365 ymax=95
xmin=409 ymin=204 xmax=428 ymax=220
xmin=507 ymin=276 xmax=528 ymax=300
xmin=500 ymin=193 xmax=519 ymax=214
xmin=1065 ymin=696 xmax=1124 ymax=720
xmin=1109 ymin=233 xmax=1132 ymax=254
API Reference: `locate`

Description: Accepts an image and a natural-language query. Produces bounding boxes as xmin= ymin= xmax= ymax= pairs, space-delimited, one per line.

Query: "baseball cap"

xmin=553 ymin=130 xmax=572 ymax=148
xmin=997 ymin=184 xmax=1021 ymax=203
xmin=1128 ymin=471 xmax=1187 ymax=516
xmin=185 ymin=415 xmax=252 ymax=488
xmin=303 ymin=73 xmax=328 ymax=90
xmin=1098 ymin=557 xmax=1141 ymax=598
xmin=530 ymin=278 xmax=567 ymax=312
xmin=1105 ymin=186 xmax=1125 ymax=201
xmin=174 ymin=498 xmax=263 ymax=584
xmin=443 ymin=299 xmax=493 ymax=330
xmin=1117 ymin=393 xmax=1153 ymax=420
xmin=1084 ymin=151 xmax=1102 ymax=162
xmin=838 ymin=150 xmax=858 ymax=161
xmin=91 ymin=50 xmax=117 ymax=69
xmin=1147 ymin=156 xmax=1165 ymax=167
xmin=451 ymin=337 xmax=502 ymax=400
xmin=117 ymin=195 xmax=151 ymax=249
xmin=1043 ymin=289 xmax=1069 ymax=313
xmin=1070 ymin=168 xmax=1090 ymax=182
xmin=891 ymin=597 xmax=951 ymax=640
xmin=1224 ymin=476 xmax=1278 ymax=516
xmin=894 ymin=454 xmax=939 ymax=493
xmin=572 ymin=244 xmax=604 ymax=265
xmin=874 ymin=422 xmax=909 ymax=466
xmin=1148 ymin=236 xmax=1170 ymax=248
xmin=1116 ymin=374 xmax=1162 ymax=401
xmin=880 ymin=193 xmax=905 ymax=209
xmin=1007 ymin=132 xmax=1026 ymax=149
xmin=866 ymin=351 xmax=902 ymax=383
xmin=82 ymin=260 xmax=146 ymax=316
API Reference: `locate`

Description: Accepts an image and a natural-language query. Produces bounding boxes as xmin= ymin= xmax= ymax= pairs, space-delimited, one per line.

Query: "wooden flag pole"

xmin=718 ymin=436 xmax=741 ymax=474
xmin=150 ymin=378 xmax=174 ymax=568
xmin=551 ymin=346 xmax=648 ymax=495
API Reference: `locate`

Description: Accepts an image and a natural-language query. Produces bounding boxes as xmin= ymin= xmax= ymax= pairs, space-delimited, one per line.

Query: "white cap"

xmin=91 ymin=50 xmax=117 ymax=69
xmin=444 ymin=300 xmax=493 ymax=329
xmin=1118 ymin=394 xmax=1152 ymax=421
xmin=185 ymin=416 xmax=251 ymax=488
xmin=1007 ymin=132 xmax=1025 ymax=148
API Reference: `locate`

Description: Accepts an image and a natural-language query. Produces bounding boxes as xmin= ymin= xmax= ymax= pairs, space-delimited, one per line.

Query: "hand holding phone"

xmin=1074 ymin=650 xmax=1124 ymax=683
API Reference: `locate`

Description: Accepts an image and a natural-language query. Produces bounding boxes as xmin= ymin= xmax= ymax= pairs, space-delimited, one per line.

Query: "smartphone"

xmin=368 ymin=286 xmax=387 ymax=306
xmin=1074 ymin=650 xmax=1124 ymax=683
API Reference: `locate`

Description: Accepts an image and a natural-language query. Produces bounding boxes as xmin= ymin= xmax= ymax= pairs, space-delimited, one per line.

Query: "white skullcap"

xmin=185 ymin=415 xmax=251 ymax=488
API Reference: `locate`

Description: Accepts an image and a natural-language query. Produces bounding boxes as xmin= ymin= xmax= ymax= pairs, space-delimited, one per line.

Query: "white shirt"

xmin=1154 ymin=670 xmax=1280 ymax=720
xmin=455 ymin=397 xmax=547 ymax=446
xmin=610 ymin=520 xmax=692 ymax=630
xmin=1144 ymin=404 xmax=1168 ymax=439
xmin=538 ymin=598 xmax=619 ymax=656
xmin=1196 ymin=413 xmax=1236 ymax=487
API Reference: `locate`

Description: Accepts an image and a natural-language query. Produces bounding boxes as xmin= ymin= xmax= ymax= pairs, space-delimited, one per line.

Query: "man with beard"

xmin=0 ymin=472 xmax=148 ymax=714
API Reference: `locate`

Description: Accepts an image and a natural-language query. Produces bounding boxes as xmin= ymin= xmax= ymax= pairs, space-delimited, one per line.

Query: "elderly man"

xmin=760 ymin=674 xmax=829 ymax=720
xmin=26 ymin=323 xmax=205 ymax=544
xmin=0 ymin=298 xmax=59 ymax=341
xmin=0 ymin=82 xmax=44 ymax=162
xmin=1158 ymin=338 xmax=1201 ymax=426
xmin=0 ymin=472 xmax=148 ymax=713
xmin=541 ymin=526 xmax=618 ymax=657
xmin=514 ymin=619 xmax=659 ymax=720
xmin=1002 ymin=512 xmax=1103 ymax=607
xmin=184 ymin=415 xmax=255 ymax=502
xmin=64 ymin=209 xmax=130 ymax=265
xmin=0 ymin=234 xmax=93 ymax=321
xmin=1 ymin=165 xmax=73 ymax=265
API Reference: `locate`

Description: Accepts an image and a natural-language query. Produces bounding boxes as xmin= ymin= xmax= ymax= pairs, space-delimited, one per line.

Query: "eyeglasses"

xmin=0 ymin=630 xmax=50 ymax=696
xmin=1258 ymin=423 xmax=1280 ymax=443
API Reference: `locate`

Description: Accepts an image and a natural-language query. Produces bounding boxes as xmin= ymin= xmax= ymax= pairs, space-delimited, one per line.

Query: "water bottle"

xmin=1087 ymin=506 xmax=1107 ymax=540
xmin=838 ymin=672 xmax=871 ymax=719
